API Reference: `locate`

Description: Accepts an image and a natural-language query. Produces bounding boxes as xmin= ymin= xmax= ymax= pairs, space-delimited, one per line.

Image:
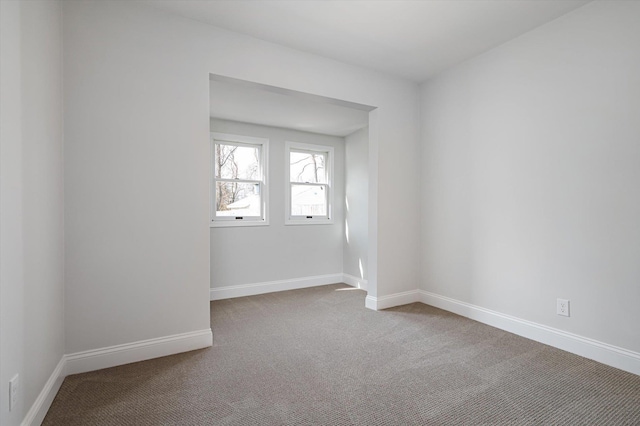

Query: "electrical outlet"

xmin=9 ymin=374 xmax=19 ymax=412
xmin=557 ymin=299 xmax=570 ymax=317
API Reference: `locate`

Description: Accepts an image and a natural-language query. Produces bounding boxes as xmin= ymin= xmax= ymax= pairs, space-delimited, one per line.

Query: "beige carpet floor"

xmin=43 ymin=284 xmax=640 ymax=425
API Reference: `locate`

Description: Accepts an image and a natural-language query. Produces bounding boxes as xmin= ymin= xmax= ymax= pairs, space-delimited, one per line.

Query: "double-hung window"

xmin=285 ymin=141 xmax=334 ymax=225
xmin=211 ymin=133 xmax=268 ymax=227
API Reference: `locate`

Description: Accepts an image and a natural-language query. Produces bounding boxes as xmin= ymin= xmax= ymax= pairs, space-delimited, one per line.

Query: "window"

xmin=211 ymin=133 xmax=268 ymax=227
xmin=285 ymin=141 xmax=334 ymax=225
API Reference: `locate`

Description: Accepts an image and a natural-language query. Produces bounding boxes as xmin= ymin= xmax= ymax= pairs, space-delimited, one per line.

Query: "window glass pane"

xmin=215 ymin=143 xmax=260 ymax=180
xmin=216 ymin=182 xmax=261 ymax=217
xmin=291 ymin=184 xmax=327 ymax=216
xmin=290 ymin=151 xmax=326 ymax=183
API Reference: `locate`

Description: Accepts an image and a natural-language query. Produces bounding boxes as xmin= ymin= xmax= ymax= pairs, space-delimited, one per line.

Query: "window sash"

xmin=285 ymin=141 xmax=333 ymax=225
xmin=215 ymin=178 xmax=262 ymax=185
xmin=214 ymin=140 xmax=263 ymax=180
xmin=289 ymin=183 xmax=329 ymax=219
xmin=289 ymin=149 xmax=328 ymax=184
xmin=213 ymin=181 xmax=264 ymax=220
xmin=211 ymin=135 xmax=268 ymax=225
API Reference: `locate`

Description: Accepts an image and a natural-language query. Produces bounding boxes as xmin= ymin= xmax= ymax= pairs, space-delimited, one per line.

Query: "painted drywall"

xmin=209 ymin=80 xmax=369 ymax=137
xmin=420 ymin=1 xmax=640 ymax=353
xmin=344 ymin=127 xmax=369 ymax=282
xmin=210 ymin=119 xmax=344 ymax=287
xmin=21 ymin=0 xmax=66 ymax=416
xmin=0 ymin=2 xmax=64 ymax=424
xmin=1 ymin=2 xmax=25 ymax=424
xmin=63 ymin=0 xmax=419 ymax=353
xmin=63 ymin=3 xmax=211 ymax=353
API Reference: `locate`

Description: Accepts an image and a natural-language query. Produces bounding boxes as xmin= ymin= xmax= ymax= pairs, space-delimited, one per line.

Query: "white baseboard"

xmin=22 ymin=329 xmax=212 ymax=425
xmin=21 ymin=289 xmax=639 ymax=426
xmin=65 ymin=328 xmax=213 ymax=376
xmin=342 ymin=273 xmax=368 ymax=290
xmin=210 ymin=273 xmax=344 ymax=300
xmin=361 ymin=287 xmax=640 ymax=376
xmin=21 ymin=357 xmax=66 ymax=426
xmin=365 ymin=295 xmax=376 ymax=310
xmin=418 ymin=290 xmax=640 ymax=376
xmin=365 ymin=290 xmax=420 ymax=311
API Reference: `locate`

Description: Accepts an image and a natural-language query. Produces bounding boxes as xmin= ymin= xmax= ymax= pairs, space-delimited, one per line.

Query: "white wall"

xmin=22 ymin=0 xmax=65 ymax=416
xmin=63 ymin=3 xmax=211 ymax=354
xmin=344 ymin=127 xmax=369 ymax=283
xmin=420 ymin=1 xmax=640 ymax=353
xmin=1 ymin=2 xmax=25 ymax=424
xmin=1 ymin=1 xmax=64 ymax=424
xmin=210 ymin=119 xmax=344 ymax=287
xmin=63 ymin=0 xmax=420 ymax=354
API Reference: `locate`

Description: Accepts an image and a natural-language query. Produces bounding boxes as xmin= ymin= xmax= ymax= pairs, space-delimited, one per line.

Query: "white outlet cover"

xmin=557 ymin=299 xmax=570 ymax=317
xmin=9 ymin=374 xmax=19 ymax=412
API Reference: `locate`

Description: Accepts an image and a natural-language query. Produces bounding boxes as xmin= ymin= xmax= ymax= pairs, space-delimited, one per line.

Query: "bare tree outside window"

xmin=215 ymin=143 xmax=238 ymax=211
xmin=289 ymin=150 xmax=329 ymax=217
xmin=214 ymin=142 xmax=262 ymax=216
xmin=290 ymin=152 xmax=326 ymax=184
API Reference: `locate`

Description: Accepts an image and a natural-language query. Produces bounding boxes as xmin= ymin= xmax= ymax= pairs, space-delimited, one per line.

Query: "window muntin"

xmin=211 ymin=133 xmax=268 ymax=227
xmin=286 ymin=142 xmax=333 ymax=225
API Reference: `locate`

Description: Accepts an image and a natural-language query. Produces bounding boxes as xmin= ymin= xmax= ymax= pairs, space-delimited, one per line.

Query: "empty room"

xmin=1 ymin=1 xmax=638 ymax=425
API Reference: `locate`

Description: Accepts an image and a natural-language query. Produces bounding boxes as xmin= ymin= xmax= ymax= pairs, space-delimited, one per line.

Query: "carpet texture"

xmin=43 ymin=284 xmax=640 ymax=425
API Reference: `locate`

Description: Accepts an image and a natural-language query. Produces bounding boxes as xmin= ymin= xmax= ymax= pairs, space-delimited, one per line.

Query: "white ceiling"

xmin=143 ymin=0 xmax=590 ymax=82
xmin=210 ymin=78 xmax=370 ymax=137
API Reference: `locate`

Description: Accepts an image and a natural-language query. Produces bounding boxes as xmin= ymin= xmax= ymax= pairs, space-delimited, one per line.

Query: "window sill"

xmin=285 ymin=219 xmax=334 ymax=226
xmin=210 ymin=220 xmax=269 ymax=228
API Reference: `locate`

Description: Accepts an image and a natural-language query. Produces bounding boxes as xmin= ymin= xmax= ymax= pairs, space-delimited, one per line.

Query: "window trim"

xmin=210 ymin=132 xmax=269 ymax=227
xmin=285 ymin=141 xmax=334 ymax=225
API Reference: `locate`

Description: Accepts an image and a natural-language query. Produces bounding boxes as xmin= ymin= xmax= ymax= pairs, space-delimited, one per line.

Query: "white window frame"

xmin=210 ymin=132 xmax=269 ymax=227
xmin=285 ymin=141 xmax=334 ymax=225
